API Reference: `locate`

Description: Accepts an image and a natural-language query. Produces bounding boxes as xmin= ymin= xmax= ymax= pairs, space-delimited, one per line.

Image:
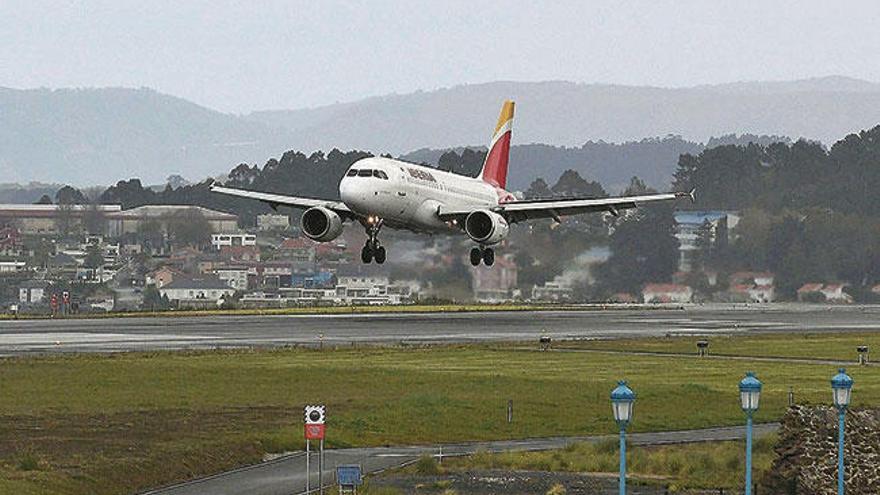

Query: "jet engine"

xmin=464 ymin=210 xmax=509 ymax=245
xmin=301 ymin=207 xmax=344 ymax=242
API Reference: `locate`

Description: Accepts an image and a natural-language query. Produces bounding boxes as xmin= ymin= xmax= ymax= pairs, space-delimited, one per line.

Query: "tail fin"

xmin=479 ymin=100 xmax=514 ymax=189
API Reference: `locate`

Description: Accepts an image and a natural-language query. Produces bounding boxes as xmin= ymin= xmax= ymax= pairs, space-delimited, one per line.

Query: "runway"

xmin=2 ymin=304 xmax=880 ymax=355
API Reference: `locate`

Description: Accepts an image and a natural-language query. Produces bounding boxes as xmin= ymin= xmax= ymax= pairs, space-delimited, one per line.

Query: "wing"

xmin=210 ymin=184 xmax=355 ymax=218
xmin=439 ymin=190 xmax=694 ymax=223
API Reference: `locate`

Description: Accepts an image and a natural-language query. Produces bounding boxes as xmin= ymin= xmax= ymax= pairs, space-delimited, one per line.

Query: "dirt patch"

xmin=371 ymin=469 xmax=671 ymax=495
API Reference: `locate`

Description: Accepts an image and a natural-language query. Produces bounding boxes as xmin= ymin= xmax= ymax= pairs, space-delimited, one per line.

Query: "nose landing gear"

xmin=470 ymin=246 xmax=495 ymax=267
xmin=361 ymin=217 xmax=386 ymax=264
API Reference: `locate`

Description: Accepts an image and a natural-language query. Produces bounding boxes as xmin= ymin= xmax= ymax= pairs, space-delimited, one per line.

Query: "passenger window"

xmin=358 ymin=169 xmax=372 ymax=177
xmin=346 ymin=169 xmax=358 ymax=177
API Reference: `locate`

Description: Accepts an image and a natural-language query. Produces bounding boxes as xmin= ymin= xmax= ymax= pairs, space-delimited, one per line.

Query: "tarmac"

xmin=142 ymin=423 xmax=780 ymax=495
xmin=2 ymin=303 xmax=880 ymax=356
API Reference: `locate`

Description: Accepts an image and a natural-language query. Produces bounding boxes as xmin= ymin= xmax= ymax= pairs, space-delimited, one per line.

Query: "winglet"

xmin=675 ymin=188 xmax=696 ymax=203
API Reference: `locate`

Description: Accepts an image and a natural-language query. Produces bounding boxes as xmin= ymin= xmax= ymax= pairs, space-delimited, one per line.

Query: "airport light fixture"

xmin=831 ymin=368 xmax=853 ymax=495
xmin=738 ymin=372 xmax=762 ymax=495
xmin=610 ymin=380 xmax=635 ymax=495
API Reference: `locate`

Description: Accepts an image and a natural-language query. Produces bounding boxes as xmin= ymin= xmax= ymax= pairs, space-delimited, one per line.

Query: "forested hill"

xmin=401 ymin=134 xmax=787 ymax=192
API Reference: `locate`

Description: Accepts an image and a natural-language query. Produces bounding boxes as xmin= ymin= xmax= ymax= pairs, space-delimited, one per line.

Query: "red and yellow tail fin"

xmin=479 ymin=100 xmax=514 ymax=189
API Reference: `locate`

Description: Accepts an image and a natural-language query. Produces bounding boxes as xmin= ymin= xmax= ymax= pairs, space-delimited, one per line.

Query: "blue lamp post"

xmin=739 ymin=372 xmax=762 ymax=495
xmin=611 ymin=380 xmax=635 ymax=495
xmin=831 ymin=368 xmax=853 ymax=495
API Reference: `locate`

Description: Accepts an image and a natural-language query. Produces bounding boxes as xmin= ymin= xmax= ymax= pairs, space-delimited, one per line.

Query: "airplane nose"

xmin=339 ymin=178 xmax=361 ymax=208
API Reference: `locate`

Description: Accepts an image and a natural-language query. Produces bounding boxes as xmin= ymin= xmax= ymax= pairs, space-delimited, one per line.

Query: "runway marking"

xmin=0 ymin=332 xmax=216 ymax=345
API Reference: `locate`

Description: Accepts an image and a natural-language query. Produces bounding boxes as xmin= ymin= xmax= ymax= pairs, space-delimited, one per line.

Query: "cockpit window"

xmin=373 ymin=170 xmax=388 ymax=180
xmin=357 ymin=169 xmax=373 ymax=177
xmin=346 ymin=169 xmax=358 ymax=177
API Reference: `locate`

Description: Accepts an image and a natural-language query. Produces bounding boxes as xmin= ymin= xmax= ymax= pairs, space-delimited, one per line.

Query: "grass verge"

xmin=1 ymin=334 xmax=877 ymax=494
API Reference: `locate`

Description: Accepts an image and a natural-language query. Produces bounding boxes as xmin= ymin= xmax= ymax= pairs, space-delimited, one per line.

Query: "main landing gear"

xmin=361 ymin=217 xmax=386 ymax=264
xmin=470 ymin=246 xmax=494 ymax=267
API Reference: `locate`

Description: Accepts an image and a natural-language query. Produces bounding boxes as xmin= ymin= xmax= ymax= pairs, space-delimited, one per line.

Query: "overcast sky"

xmin=2 ymin=0 xmax=880 ymax=113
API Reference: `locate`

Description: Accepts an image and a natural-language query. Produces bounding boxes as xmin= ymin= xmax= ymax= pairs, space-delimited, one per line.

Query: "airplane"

xmin=211 ymin=101 xmax=693 ymax=266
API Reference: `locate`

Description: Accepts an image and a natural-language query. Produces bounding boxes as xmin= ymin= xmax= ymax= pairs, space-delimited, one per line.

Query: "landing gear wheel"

xmin=361 ymin=244 xmax=373 ymax=264
xmin=470 ymin=247 xmax=482 ymax=266
xmin=482 ymin=248 xmax=495 ymax=267
xmin=374 ymin=246 xmax=386 ymax=264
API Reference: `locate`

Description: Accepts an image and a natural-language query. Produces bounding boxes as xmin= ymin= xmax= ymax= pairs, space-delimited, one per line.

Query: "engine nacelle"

xmin=301 ymin=207 xmax=344 ymax=242
xmin=464 ymin=210 xmax=509 ymax=245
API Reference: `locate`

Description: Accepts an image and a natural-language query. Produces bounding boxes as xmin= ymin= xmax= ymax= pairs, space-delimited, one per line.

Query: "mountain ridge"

xmin=2 ymin=77 xmax=879 ymax=185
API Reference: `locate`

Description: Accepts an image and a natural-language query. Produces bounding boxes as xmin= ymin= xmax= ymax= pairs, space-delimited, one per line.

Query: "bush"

xmin=414 ymin=454 xmax=441 ymax=475
xmin=546 ymin=483 xmax=567 ymax=495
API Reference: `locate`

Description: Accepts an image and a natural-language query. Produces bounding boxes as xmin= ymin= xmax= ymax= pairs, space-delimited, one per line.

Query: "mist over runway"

xmin=2 ymin=304 xmax=879 ymax=356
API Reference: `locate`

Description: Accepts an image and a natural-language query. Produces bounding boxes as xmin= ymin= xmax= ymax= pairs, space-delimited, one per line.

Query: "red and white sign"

xmin=304 ymin=423 xmax=325 ymax=440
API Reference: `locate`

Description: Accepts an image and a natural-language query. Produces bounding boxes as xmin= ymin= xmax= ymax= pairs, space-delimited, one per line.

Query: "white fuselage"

xmin=339 ymin=157 xmax=510 ymax=233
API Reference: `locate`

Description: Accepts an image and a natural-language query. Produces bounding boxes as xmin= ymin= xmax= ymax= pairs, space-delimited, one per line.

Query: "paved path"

xmin=4 ymin=304 xmax=880 ymax=355
xmin=142 ymin=423 xmax=779 ymax=495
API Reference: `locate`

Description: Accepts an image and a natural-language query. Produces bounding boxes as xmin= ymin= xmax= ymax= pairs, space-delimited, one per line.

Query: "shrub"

xmin=415 ymin=454 xmax=441 ymax=475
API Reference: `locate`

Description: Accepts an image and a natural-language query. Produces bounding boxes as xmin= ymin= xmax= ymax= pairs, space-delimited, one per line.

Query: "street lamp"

xmin=611 ymin=380 xmax=635 ymax=495
xmin=739 ymin=372 xmax=762 ymax=495
xmin=832 ymin=368 xmax=853 ymax=495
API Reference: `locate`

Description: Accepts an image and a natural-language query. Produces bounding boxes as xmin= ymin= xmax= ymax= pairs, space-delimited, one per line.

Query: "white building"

xmin=19 ymin=281 xmax=49 ymax=304
xmin=211 ymin=233 xmax=257 ymax=250
xmin=674 ymin=211 xmax=740 ymax=272
xmin=215 ymin=267 xmax=250 ymax=291
xmin=642 ymin=283 xmax=693 ymax=304
xmin=257 ymin=214 xmax=290 ymax=231
xmin=159 ymin=276 xmax=235 ymax=307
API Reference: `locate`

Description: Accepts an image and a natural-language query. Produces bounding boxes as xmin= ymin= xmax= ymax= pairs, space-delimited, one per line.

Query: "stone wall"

xmin=761 ymin=405 xmax=880 ymax=494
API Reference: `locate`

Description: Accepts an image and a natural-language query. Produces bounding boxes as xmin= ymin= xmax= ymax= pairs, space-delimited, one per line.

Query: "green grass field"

xmin=563 ymin=331 xmax=880 ymax=362
xmin=1 ymin=333 xmax=877 ymax=494
xmin=438 ymin=435 xmax=778 ymax=492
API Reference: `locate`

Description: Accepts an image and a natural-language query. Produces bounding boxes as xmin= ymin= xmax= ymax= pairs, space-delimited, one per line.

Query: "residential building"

xmin=106 ymin=205 xmax=239 ymax=236
xmin=211 ymin=233 xmax=257 ymax=250
xmin=0 ymin=204 xmax=122 ymax=234
xmin=642 ymin=283 xmax=693 ymax=303
xmin=797 ymin=283 xmax=853 ymax=303
xmin=147 ymin=266 xmax=184 ymax=289
xmin=257 ymin=214 xmax=290 ymax=231
xmin=0 ymin=261 xmax=27 ymax=273
xmin=674 ymin=210 xmax=740 ymax=272
xmin=19 ymin=280 xmax=49 ymax=304
xmin=159 ymin=276 xmax=235 ymax=308
xmin=215 ymin=266 xmax=250 ymax=291
xmin=531 ymin=276 xmax=575 ymax=302
xmin=471 ymin=254 xmax=518 ymax=302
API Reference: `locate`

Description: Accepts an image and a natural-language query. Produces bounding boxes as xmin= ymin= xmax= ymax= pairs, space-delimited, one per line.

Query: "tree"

xmin=82 ymin=202 xmax=106 ymax=235
xmin=83 ymin=244 xmax=104 ymax=269
xmin=166 ymin=208 xmax=213 ymax=248
xmin=594 ymin=204 xmax=680 ymax=295
xmin=552 ymin=170 xmax=606 ymax=198
xmin=693 ymin=220 xmax=715 ymax=272
xmin=524 ymin=178 xmax=552 ymax=199
xmin=35 ymin=194 xmax=53 ymax=205
xmin=55 ymin=185 xmax=87 ymax=205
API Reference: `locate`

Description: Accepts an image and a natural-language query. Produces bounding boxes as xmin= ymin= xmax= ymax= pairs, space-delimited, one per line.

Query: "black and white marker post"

xmin=304 ymin=405 xmax=326 ymax=494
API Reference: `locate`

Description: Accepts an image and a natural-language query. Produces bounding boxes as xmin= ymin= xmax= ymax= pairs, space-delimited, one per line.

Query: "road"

xmin=142 ymin=423 xmax=779 ymax=495
xmin=3 ymin=304 xmax=880 ymax=355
